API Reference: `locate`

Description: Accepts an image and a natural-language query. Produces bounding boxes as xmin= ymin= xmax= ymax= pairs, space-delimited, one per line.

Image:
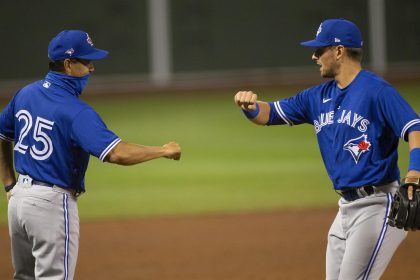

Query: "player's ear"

xmin=63 ymin=59 xmax=73 ymax=75
xmin=335 ymin=45 xmax=345 ymax=60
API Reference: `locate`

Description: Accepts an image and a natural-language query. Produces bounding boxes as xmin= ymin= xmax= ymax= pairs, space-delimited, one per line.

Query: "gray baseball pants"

xmin=8 ymin=175 xmax=79 ymax=280
xmin=326 ymin=181 xmax=407 ymax=280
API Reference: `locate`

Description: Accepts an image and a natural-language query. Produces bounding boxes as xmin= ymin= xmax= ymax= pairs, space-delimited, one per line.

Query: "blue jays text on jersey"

xmin=268 ymin=70 xmax=420 ymax=190
xmin=314 ymin=109 xmax=370 ymax=134
xmin=0 ymin=71 xmax=120 ymax=192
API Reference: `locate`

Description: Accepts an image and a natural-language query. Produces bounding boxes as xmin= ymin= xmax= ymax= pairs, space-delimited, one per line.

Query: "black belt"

xmin=29 ymin=179 xmax=82 ymax=197
xmin=336 ymin=185 xmax=375 ymax=201
xmin=32 ymin=180 xmax=54 ymax=187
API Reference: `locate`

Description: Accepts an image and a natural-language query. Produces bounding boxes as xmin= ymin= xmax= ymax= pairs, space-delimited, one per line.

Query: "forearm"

xmin=248 ymin=101 xmax=270 ymax=125
xmin=105 ymin=142 xmax=166 ymax=165
xmin=0 ymin=139 xmax=16 ymax=186
xmin=105 ymin=141 xmax=180 ymax=166
xmin=407 ymin=131 xmax=420 ymax=177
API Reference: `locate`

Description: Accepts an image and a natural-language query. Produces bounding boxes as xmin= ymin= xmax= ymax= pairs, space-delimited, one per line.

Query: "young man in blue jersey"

xmin=235 ymin=19 xmax=420 ymax=279
xmin=0 ymin=30 xmax=181 ymax=279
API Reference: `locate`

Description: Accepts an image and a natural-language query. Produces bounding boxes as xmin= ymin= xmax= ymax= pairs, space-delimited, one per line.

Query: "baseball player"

xmin=234 ymin=19 xmax=420 ymax=280
xmin=0 ymin=30 xmax=181 ymax=279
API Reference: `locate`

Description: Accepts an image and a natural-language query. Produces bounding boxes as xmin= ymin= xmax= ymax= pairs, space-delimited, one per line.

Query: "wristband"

xmin=408 ymin=148 xmax=420 ymax=172
xmin=4 ymin=182 xmax=16 ymax=192
xmin=242 ymin=103 xmax=260 ymax=119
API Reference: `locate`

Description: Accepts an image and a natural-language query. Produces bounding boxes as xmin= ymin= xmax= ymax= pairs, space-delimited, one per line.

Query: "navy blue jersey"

xmin=0 ymin=74 xmax=120 ymax=192
xmin=268 ymin=70 xmax=420 ymax=190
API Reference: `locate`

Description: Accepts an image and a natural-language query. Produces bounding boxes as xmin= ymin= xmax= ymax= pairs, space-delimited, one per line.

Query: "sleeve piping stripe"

xmin=401 ymin=119 xmax=420 ymax=139
xmin=99 ymin=138 xmax=122 ymax=162
xmin=274 ymin=101 xmax=293 ymax=126
xmin=0 ymin=133 xmax=14 ymax=142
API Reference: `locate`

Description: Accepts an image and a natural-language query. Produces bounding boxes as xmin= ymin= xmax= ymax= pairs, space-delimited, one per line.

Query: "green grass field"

xmin=1 ymin=83 xmax=419 ymax=223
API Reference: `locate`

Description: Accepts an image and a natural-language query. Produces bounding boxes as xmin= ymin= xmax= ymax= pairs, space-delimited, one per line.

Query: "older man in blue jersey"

xmin=235 ymin=19 xmax=420 ymax=280
xmin=0 ymin=30 xmax=181 ymax=279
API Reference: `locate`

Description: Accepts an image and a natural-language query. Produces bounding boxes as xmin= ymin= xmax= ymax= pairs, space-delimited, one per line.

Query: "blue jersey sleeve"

xmin=0 ymin=94 xmax=17 ymax=142
xmin=71 ymin=108 xmax=121 ymax=161
xmin=378 ymin=85 xmax=420 ymax=141
xmin=268 ymin=89 xmax=312 ymax=126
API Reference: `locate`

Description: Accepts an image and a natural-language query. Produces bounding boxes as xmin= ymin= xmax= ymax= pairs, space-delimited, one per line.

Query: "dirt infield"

xmin=1 ymin=208 xmax=420 ymax=279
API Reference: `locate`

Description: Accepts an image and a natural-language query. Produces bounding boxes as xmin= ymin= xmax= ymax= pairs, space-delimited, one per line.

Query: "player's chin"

xmin=320 ymin=68 xmax=335 ymax=79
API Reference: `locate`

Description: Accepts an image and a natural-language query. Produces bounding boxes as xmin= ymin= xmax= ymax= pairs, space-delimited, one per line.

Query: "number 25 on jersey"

xmin=14 ymin=110 xmax=55 ymax=161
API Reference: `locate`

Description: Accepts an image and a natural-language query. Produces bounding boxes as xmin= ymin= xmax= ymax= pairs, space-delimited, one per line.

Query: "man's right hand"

xmin=234 ymin=91 xmax=258 ymax=111
xmin=163 ymin=142 xmax=181 ymax=160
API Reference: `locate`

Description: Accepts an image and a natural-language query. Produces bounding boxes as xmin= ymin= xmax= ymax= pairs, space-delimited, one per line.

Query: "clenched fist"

xmin=163 ymin=142 xmax=181 ymax=160
xmin=234 ymin=91 xmax=258 ymax=111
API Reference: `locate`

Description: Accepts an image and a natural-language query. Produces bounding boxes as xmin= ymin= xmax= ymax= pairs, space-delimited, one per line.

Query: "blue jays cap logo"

xmin=65 ymin=48 xmax=75 ymax=56
xmin=343 ymin=134 xmax=371 ymax=163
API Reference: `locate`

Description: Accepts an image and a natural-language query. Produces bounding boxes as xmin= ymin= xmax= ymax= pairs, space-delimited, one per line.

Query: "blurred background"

xmin=0 ymin=0 xmax=419 ymax=95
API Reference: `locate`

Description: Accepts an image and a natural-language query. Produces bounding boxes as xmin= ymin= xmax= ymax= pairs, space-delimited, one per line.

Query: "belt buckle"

xmin=336 ymin=186 xmax=369 ymax=202
xmin=357 ymin=186 xmax=369 ymax=197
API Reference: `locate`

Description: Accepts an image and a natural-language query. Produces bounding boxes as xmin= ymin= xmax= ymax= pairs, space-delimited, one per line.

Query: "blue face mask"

xmin=45 ymin=71 xmax=91 ymax=96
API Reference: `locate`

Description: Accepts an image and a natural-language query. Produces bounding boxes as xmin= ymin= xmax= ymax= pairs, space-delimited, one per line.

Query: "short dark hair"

xmin=48 ymin=60 xmax=65 ymax=72
xmin=345 ymin=48 xmax=363 ymax=62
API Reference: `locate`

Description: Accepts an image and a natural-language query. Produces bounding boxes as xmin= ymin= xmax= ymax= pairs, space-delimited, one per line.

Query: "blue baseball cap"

xmin=300 ymin=19 xmax=363 ymax=48
xmin=48 ymin=30 xmax=109 ymax=60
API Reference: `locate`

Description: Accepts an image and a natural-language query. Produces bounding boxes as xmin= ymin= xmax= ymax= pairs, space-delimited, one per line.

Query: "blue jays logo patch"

xmin=65 ymin=48 xmax=74 ymax=56
xmin=343 ymin=134 xmax=371 ymax=163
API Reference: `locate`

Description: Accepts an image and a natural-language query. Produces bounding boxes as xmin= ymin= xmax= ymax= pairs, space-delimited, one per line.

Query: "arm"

xmin=105 ymin=141 xmax=181 ymax=166
xmin=234 ymin=91 xmax=270 ymax=125
xmin=407 ymin=131 xmax=420 ymax=174
xmin=0 ymin=139 xmax=16 ymax=200
xmin=406 ymin=131 xmax=420 ymax=199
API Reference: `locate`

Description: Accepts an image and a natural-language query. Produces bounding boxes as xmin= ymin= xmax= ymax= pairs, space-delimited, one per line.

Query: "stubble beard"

xmin=321 ymin=66 xmax=336 ymax=79
xmin=321 ymin=64 xmax=337 ymax=79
